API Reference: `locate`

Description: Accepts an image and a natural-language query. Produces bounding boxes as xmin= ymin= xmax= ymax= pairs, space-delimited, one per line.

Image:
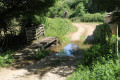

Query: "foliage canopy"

xmin=0 ymin=0 xmax=56 ymax=30
xmin=91 ymin=0 xmax=120 ymax=12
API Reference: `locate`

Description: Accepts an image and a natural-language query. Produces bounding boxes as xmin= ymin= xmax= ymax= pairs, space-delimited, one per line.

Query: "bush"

xmin=67 ymin=60 xmax=120 ymax=80
xmin=80 ymin=13 xmax=105 ymax=22
xmin=67 ymin=43 xmax=119 ymax=80
xmin=33 ymin=49 xmax=49 ymax=59
xmin=94 ymin=23 xmax=112 ymax=44
xmin=47 ymin=0 xmax=71 ymax=18
xmin=0 ymin=50 xmax=14 ymax=67
xmin=81 ymin=44 xmax=114 ymax=66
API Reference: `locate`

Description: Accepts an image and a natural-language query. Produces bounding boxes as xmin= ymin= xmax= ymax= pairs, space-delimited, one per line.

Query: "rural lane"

xmin=0 ymin=23 xmax=100 ymax=80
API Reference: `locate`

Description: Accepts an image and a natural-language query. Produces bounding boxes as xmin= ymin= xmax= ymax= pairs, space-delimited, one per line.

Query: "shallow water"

xmin=52 ymin=41 xmax=92 ymax=57
xmin=56 ymin=43 xmax=78 ymax=56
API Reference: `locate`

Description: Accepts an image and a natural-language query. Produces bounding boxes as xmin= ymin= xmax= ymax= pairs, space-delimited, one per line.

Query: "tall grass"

xmin=44 ymin=18 xmax=76 ymax=42
xmin=0 ymin=50 xmax=14 ymax=67
xmin=34 ymin=16 xmax=76 ymax=42
xmin=32 ymin=49 xmax=50 ymax=60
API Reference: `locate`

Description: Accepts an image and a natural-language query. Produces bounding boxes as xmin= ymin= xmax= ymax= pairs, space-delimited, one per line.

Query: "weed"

xmin=0 ymin=50 xmax=14 ymax=67
xmin=44 ymin=18 xmax=76 ymax=42
xmin=33 ymin=49 xmax=50 ymax=60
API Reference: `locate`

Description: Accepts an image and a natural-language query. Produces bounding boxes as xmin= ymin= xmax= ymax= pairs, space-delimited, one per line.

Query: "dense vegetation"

xmin=0 ymin=50 xmax=14 ymax=67
xmin=66 ymin=0 xmax=120 ymax=79
xmin=0 ymin=1 xmax=120 ymax=78
xmin=0 ymin=0 xmax=57 ymax=48
xmin=47 ymin=0 xmax=105 ymax=22
xmin=0 ymin=0 xmax=58 ymax=67
xmin=44 ymin=18 xmax=76 ymax=42
xmin=67 ymin=23 xmax=120 ymax=80
xmin=1 ymin=0 xmax=120 ymax=48
xmin=0 ymin=0 xmax=56 ymax=29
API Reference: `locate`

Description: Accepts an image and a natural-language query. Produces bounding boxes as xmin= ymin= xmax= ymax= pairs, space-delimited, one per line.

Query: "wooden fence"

xmin=25 ymin=24 xmax=45 ymax=42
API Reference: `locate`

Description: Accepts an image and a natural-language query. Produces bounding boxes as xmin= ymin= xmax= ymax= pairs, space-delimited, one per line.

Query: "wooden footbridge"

xmin=25 ymin=24 xmax=58 ymax=50
xmin=30 ymin=37 xmax=58 ymax=50
xmin=14 ymin=25 xmax=58 ymax=58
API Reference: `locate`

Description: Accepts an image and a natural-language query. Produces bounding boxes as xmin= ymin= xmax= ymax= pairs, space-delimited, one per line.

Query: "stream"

xmin=56 ymin=43 xmax=78 ymax=56
xmin=51 ymin=41 xmax=92 ymax=57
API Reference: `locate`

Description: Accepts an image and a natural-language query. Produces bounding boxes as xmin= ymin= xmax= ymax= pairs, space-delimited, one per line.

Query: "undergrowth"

xmin=67 ymin=44 xmax=120 ymax=80
xmin=67 ymin=23 xmax=120 ymax=80
xmin=0 ymin=50 xmax=14 ymax=67
xmin=80 ymin=13 xmax=105 ymax=22
xmin=44 ymin=18 xmax=76 ymax=43
xmin=32 ymin=49 xmax=50 ymax=60
xmin=67 ymin=59 xmax=120 ymax=80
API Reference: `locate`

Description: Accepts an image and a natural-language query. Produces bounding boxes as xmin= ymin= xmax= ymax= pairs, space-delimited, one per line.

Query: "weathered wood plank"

xmin=31 ymin=37 xmax=58 ymax=49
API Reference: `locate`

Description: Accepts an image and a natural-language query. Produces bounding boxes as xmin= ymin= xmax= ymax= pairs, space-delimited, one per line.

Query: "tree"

xmin=91 ymin=0 xmax=120 ymax=12
xmin=0 ymin=0 xmax=57 ymax=48
xmin=0 ymin=0 xmax=57 ymax=31
xmin=93 ymin=0 xmax=120 ymax=55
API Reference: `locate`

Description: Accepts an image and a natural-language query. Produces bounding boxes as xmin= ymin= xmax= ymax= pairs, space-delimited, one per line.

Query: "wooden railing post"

xmin=115 ymin=25 xmax=118 ymax=56
xmin=25 ymin=24 xmax=45 ymax=42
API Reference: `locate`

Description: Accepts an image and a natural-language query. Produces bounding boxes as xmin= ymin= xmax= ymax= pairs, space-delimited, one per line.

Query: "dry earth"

xmin=0 ymin=23 xmax=100 ymax=80
xmin=70 ymin=23 xmax=100 ymax=41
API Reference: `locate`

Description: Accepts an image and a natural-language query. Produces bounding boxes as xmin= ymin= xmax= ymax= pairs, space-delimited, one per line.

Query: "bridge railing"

xmin=25 ymin=24 xmax=45 ymax=42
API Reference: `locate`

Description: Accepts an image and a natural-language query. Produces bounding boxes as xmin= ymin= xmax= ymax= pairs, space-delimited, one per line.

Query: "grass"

xmin=32 ymin=49 xmax=50 ymax=60
xmin=67 ymin=43 xmax=120 ymax=80
xmin=34 ymin=16 xmax=77 ymax=42
xmin=0 ymin=50 xmax=14 ymax=67
xmin=0 ymin=17 xmax=76 ymax=67
xmin=66 ymin=22 xmax=120 ymax=80
xmin=44 ymin=18 xmax=76 ymax=43
xmin=67 ymin=22 xmax=120 ymax=80
xmin=67 ymin=60 xmax=120 ymax=80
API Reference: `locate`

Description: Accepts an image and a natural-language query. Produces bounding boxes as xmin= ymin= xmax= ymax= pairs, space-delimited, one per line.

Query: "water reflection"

xmin=56 ymin=43 xmax=78 ymax=56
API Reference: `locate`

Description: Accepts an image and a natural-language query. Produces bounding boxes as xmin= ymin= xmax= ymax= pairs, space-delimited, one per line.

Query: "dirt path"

xmin=70 ymin=23 xmax=100 ymax=41
xmin=0 ymin=23 xmax=100 ymax=80
xmin=0 ymin=56 xmax=77 ymax=80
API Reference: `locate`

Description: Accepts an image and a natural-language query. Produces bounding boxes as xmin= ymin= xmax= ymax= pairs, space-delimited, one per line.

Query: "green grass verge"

xmin=44 ymin=18 xmax=76 ymax=42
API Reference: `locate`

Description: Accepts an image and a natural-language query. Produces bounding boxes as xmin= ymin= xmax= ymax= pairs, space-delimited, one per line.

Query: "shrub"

xmin=80 ymin=13 xmax=105 ymax=22
xmin=67 ymin=43 xmax=119 ymax=80
xmin=74 ymin=2 xmax=85 ymax=17
xmin=67 ymin=60 xmax=120 ymax=80
xmin=81 ymin=44 xmax=115 ymax=66
xmin=33 ymin=49 xmax=49 ymax=59
xmin=0 ymin=50 xmax=14 ymax=67
xmin=94 ymin=23 xmax=112 ymax=44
